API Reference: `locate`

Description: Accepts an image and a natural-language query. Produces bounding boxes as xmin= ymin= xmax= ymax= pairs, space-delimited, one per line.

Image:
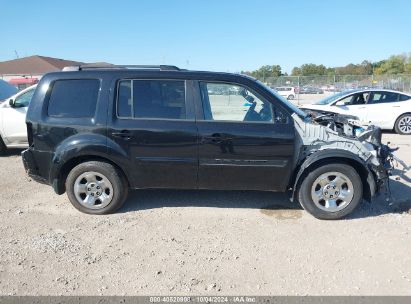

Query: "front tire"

xmin=394 ymin=114 xmax=411 ymax=135
xmin=65 ymin=161 xmax=128 ymax=214
xmin=287 ymin=94 xmax=295 ymax=100
xmin=297 ymin=163 xmax=363 ymax=220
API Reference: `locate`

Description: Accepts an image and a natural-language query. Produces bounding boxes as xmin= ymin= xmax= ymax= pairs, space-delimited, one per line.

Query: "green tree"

xmin=291 ymin=67 xmax=301 ymax=76
xmin=374 ymin=55 xmax=406 ymax=75
xmin=360 ymin=60 xmax=373 ymax=75
xmin=248 ymin=65 xmax=283 ymax=80
xmin=291 ymin=64 xmax=327 ymax=76
xmin=404 ymin=53 xmax=411 ymax=73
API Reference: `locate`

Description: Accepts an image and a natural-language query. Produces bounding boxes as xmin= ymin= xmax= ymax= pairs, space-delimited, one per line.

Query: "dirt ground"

xmin=0 ymin=133 xmax=410 ymax=296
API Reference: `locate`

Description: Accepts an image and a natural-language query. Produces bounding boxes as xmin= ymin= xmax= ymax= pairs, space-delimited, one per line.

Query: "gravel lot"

xmin=0 ymin=133 xmax=410 ymax=296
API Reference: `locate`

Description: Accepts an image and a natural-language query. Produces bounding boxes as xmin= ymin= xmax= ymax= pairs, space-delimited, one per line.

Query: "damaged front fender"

xmin=290 ymin=113 xmax=391 ymax=202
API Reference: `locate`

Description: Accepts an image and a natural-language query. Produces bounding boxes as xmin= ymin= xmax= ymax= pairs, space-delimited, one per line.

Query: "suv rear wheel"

xmin=65 ymin=161 xmax=128 ymax=214
xmin=297 ymin=163 xmax=363 ymax=220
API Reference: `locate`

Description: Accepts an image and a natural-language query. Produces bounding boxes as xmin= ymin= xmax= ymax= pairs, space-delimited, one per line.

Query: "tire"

xmin=287 ymin=95 xmax=295 ymax=100
xmin=394 ymin=114 xmax=411 ymax=135
xmin=297 ymin=163 xmax=363 ymax=220
xmin=0 ymin=136 xmax=7 ymax=156
xmin=65 ymin=161 xmax=128 ymax=214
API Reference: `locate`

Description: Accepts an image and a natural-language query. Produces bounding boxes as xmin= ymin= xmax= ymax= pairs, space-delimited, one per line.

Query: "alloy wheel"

xmin=310 ymin=171 xmax=354 ymax=212
xmin=73 ymin=171 xmax=114 ymax=209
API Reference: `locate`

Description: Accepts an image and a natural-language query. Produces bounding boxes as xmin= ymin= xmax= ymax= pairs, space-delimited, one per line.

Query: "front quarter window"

xmin=200 ymin=82 xmax=273 ymax=123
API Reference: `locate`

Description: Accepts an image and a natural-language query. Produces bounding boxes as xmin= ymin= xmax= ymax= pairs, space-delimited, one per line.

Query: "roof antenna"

xmin=14 ymin=50 xmax=19 ymax=59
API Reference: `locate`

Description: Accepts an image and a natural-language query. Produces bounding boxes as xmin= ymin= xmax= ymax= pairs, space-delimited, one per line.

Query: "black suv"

xmin=22 ymin=65 xmax=393 ymax=219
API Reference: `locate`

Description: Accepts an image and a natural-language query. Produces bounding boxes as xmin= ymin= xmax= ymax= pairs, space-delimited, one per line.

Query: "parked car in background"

xmin=0 ymin=85 xmax=37 ymax=153
xmin=299 ymin=86 xmax=324 ymax=94
xmin=8 ymin=77 xmax=39 ymax=91
xmin=22 ymin=65 xmax=397 ymax=220
xmin=301 ymin=89 xmax=411 ymax=134
xmin=0 ymin=79 xmax=18 ymax=102
xmin=275 ymin=86 xmax=297 ymax=100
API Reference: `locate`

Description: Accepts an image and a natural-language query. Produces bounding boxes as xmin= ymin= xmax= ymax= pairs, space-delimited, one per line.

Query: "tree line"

xmin=243 ymin=52 xmax=411 ymax=79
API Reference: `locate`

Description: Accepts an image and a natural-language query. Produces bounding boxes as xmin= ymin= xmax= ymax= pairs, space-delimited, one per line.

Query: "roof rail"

xmin=62 ymin=64 xmax=181 ymax=72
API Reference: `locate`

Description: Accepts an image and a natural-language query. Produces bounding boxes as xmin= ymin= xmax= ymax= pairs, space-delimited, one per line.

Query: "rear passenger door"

xmin=365 ymin=91 xmax=403 ymax=128
xmin=109 ymin=78 xmax=198 ymax=189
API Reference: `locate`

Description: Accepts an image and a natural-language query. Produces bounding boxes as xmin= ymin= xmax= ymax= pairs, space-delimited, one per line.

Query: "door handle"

xmin=392 ymin=105 xmax=401 ymax=108
xmin=202 ymin=133 xmax=223 ymax=143
xmin=112 ymin=130 xmax=133 ymax=140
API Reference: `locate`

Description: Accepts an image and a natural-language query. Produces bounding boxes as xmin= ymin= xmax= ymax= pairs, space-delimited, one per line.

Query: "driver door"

xmin=333 ymin=92 xmax=369 ymax=120
xmin=196 ymin=81 xmax=295 ymax=191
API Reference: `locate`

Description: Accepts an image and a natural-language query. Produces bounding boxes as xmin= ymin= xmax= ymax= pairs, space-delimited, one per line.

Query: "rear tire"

xmin=297 ymin=163 xmax=363 ymax=220
xmin=65 ymin=161 xmax=128 ymax=214
xmin=394 ymin=114 xmax=411 ymax=135
xmin=287 ymin=95 xmax=295 ymax=100
xmin=0 ymin=136 xmax=7 ymax=156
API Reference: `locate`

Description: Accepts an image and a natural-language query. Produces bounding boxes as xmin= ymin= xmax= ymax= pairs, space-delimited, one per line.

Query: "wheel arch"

xmin=394 ymin=112 xmax=411 ymax=132
xmin=52 ymin=154 xmax=131 ymax=195
xmin=290 ymin=150 xmax=377 ymax=203
xmin=48 ymin=134 xmax=132 ymax=194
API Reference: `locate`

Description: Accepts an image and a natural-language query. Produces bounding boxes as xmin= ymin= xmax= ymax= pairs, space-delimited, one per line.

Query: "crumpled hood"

xmin=292 ymin=113 xmax=382 ymax=167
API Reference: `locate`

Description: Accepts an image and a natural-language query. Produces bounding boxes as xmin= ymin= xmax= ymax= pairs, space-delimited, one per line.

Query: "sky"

xmin=1 ymin=0 xmax=411 ymax=74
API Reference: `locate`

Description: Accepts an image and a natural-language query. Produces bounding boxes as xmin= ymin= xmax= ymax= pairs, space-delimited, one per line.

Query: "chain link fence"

xmin=264 ymin=74 xmax=411 ymax=93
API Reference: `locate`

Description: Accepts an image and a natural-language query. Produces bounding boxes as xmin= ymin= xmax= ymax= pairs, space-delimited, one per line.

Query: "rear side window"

xmin=48 ymin=79 xmax=100 ymax=117
xmin=400 ymin=94 xmax=411 ymax=101
xmin=117 ymin=80 xmax=186 ymax=119
xmin=368 ymin=92 xmax=399 ymax=104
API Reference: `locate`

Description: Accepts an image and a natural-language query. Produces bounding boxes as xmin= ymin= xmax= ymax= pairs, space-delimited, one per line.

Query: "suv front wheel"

xmin=297 ymin=163 xmax=363 ymax=220
xmin=65 ymin=161 xmax=128 ymax=214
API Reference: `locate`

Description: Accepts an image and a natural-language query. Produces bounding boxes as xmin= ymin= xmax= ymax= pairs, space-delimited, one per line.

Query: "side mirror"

xmin=334 ymin=101 xmax=345 ymax=106
xmin=8 ymin=99 xmax=14 ymax=107
xmin=245 ymin=95 xmax=255 ymax=103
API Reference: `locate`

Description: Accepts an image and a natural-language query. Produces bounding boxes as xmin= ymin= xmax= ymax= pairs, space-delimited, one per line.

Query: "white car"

xmin=301 ymin=89 xmax=411 ymax=134
xmin=0 ymin=85 xmax=37 ymax=153
xmin=275 ymin=86 xmax=297 ymax=100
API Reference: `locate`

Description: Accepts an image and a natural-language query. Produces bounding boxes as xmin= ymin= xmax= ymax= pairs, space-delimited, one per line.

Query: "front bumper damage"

xmin=292 ymin=113 xmax=409 ymax=202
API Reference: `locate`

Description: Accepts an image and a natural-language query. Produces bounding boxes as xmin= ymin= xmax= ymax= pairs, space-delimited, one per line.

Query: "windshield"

xmin=0 ymin=80 xmax=18 ymax=101
xmin=256 ymin=80 xmax=308 ymax=118
xmin=314 ymin=91 xmax=353 ymax=105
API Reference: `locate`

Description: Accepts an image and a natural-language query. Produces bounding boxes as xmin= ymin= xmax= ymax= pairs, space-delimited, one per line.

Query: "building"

xmin=0 ymin=55 xmax=84 ymax=90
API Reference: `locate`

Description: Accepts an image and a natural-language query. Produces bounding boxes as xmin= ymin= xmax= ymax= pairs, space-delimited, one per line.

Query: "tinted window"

xmin=369 ymin=92 xmax=399 ymax=104
xmin=48 ymin=80 xmax=100 ymax=117
xmin=276 ymin=87 xmax=291 ymax=91
xmin=337 ymin=93 xmax=367 ymax=105
xmin=14 ymin=88 xmax=35 ymax=107
xmin=117 ymin=80 xmax=186 ymax=119
xmin=200 ymin=82 xmax=274 ymax=123
xmin=399 ymin=94 xmax=411 ymax=101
